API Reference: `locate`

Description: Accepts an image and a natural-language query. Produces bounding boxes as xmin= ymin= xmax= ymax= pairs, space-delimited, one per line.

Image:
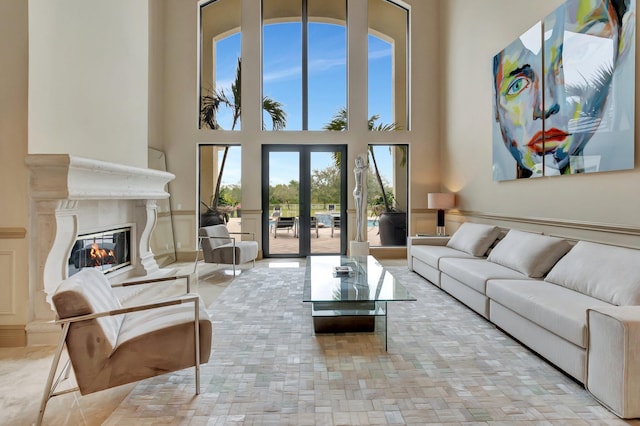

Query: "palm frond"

xmin=262 ymin=97 xmax=287 ymax=130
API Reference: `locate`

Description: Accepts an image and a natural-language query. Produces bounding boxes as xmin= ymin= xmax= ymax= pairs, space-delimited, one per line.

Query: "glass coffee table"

xmin=303 ymin=255 xmax=416 ymax=350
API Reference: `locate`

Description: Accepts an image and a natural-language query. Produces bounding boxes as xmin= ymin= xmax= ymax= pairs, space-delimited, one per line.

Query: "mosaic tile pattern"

xmin=105 ymin=266 xmax=638 ymax=425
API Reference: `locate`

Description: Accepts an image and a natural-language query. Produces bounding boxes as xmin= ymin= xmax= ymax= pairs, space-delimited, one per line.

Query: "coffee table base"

xmin=313 ymin=316 xmax=376 ymax=333
xmin=311 ymin=301 xmax=388 ymax=349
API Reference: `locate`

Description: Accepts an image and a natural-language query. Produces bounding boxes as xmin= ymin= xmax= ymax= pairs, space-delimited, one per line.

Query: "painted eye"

xmin=506 ymin=77 xmax=530 ymax=96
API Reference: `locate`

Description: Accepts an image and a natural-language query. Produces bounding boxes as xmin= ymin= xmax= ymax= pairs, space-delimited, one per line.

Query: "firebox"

xmin=68 ymin=227 xmax=132 ymax=277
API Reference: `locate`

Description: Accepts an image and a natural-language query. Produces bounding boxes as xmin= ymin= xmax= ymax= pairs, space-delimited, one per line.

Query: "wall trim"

xmin=0 ymin=228 xmax=26 ymax=239
xmin=0 ymin=325 xmax=26 ymax=347
xmin=450 ymin=210 xmax=640 ymax=237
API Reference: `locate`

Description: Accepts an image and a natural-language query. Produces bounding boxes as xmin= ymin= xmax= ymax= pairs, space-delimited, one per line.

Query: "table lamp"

xmin=428 ymin=193 xmax=455 ymax=236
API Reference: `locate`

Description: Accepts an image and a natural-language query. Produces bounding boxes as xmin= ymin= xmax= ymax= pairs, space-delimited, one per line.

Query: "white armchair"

xmin=37 ymin=269 xmax=212 ymax=425
xmin=198 ymin=224 xmax=259 ymax=275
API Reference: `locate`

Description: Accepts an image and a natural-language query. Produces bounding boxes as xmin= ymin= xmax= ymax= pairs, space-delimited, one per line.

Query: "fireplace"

xmin=26 ymin=154 xmax=176 ymax=345
xmin=69 ymin=227 xmax=132 ymax=276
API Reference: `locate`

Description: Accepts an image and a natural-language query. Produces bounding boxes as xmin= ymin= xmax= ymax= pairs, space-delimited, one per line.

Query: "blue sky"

xmin=214 ymin=21 xmax=395 ymax=186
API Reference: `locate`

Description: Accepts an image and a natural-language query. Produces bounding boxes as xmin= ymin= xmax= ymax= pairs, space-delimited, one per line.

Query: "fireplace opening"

xmin=68 ymin=227 xmax=132 ymax=277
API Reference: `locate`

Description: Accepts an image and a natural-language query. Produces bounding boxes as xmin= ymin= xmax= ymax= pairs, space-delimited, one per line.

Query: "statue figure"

xmin=353 ymin=153 xmax=368 ymax=242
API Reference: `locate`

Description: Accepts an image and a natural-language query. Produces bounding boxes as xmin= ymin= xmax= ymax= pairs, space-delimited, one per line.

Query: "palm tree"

xmin=200 ymin=58 xmax=287 ymax=218
xmin=323 ymin=107 xmax=403 ymax=213
xmin=200 ymin=58 xmax=287 ymax=131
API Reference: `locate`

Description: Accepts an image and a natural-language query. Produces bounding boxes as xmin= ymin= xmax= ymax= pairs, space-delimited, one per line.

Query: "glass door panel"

xmin=267 ymin=150 xmax=300 ymax=255
xmin=309 ymin=150 xmax=342 ymax=254
xmin=263 ymin=145 xmax=346 ymax=257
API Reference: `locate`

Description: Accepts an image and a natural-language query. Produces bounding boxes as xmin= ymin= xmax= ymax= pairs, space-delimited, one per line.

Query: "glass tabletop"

xmin=303 ymin=255 xmax=415 ymax=303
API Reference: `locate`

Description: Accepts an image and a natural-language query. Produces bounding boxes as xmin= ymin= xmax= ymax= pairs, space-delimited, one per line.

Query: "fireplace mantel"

xmin=25 ymin=154 xmax=174 ymax=200
xmin=26 ymin=154 xmax=176 ymax=345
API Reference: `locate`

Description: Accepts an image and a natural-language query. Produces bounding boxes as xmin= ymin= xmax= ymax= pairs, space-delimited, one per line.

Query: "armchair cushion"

xmin=53 ymin=268 xmax=124 ymax=350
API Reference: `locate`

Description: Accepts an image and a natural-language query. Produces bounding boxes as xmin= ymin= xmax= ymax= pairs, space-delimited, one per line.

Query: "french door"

xmin=262 ymin=145 xmax=347 ymax=257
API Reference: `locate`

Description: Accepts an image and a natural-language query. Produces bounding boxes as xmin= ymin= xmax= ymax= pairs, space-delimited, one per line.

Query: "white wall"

xmin=160 ymin=0 xmax=442 ymax=256
xmin=441 ymin=0 xmax=640 ymax=245
xmin=149 ymin=0 xmax=165 ymax=152
xmin=28 ymin=0 xmax=150 ymax=168
xmin=0 ymin=0 xmax=30 ymax=344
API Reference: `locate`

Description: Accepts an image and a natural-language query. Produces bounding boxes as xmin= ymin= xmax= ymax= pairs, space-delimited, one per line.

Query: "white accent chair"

xmin=37 ymin=269 xmax=211 ymax=426
xmin=198 ymin=224 xmax=259 ymax=275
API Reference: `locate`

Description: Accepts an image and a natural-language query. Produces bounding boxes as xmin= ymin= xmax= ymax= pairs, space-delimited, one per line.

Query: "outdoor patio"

xmin=226 ymin=217 xmax=382 ymax=254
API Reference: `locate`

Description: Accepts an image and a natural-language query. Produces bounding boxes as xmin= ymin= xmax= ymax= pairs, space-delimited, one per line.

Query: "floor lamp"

xmin=428 ymin=193 xmax=455 ymax=236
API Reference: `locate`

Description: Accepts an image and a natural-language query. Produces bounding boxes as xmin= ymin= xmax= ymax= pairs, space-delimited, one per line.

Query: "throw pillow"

xmin=446 ymin=222 xmax=501 ymax=257
xmin=545 ymin=241 xmax=640 ymax=306
xmin=487 ymin=229 xmax=572 ymax=278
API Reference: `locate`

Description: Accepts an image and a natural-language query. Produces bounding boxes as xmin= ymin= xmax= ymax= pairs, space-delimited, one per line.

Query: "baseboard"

xmin=26 ymin=321 xmax=60 ymax=346
xmin=370 ymin=246 xmax=406 ymax=259
xmin=0 ymin=325 xmax=27 ymax=347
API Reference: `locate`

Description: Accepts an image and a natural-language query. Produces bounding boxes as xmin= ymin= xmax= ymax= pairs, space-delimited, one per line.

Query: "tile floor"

xmin=1 ymin=258 xmax=637 ymax=425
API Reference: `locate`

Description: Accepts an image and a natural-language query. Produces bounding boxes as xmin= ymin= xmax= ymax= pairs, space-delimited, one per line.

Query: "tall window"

xmin=199 ymin=0 xmax=242 ymax=130
xmin=199 ymin=0 xmax=409 ymax=132
xmin=368 ymin=0 xmax=409 ymax=131
xmin=262 ymin=0 xmax=347 ymax=131
xmin=199 ymin=145 xmax=242 ymax=227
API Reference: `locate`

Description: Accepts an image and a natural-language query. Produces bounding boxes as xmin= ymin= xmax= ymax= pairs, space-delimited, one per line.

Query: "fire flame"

xmin=90 ymin=242 xmax=116 ymax=266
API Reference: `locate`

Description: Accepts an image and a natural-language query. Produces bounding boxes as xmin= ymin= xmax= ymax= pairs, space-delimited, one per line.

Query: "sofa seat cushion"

xmin=487 ymin=279 xmax=613 ymax=348
xmin=439 ymin=258 xmax=532 ymax=295
xmin=410 ymin=244 xmax=477 ymax=269
xmin=545 ymin=241 xmax=640 ymax=306
xmin=446 ymin=223 xmax=501 ymax=256
xmin=487 ymin=229 xmax=572 ymax=278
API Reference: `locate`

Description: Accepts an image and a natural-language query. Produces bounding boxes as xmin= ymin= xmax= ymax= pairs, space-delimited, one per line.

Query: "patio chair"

xmin=310 ymin=216 xmax=319 ymax=238
xmin=37 ymin=269 xmax=211 ymax=426
xmin=272 ymin=216 xmax=296 ymax=238
xmin=331 ymin=216 xmax=341 ymax=238
xmin=198 ymin=224 xmax=258 ymax=275
xmin=295 ymin=216 xmax=319 ymax=238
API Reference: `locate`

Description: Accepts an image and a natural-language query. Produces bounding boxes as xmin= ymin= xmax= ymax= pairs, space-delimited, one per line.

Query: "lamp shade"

xmin=428 ymin=193 xmax=455 ymax=210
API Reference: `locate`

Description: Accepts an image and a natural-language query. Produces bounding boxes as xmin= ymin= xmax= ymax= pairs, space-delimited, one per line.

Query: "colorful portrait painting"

xmin=492 ymin=0 xmax=636 ymax=181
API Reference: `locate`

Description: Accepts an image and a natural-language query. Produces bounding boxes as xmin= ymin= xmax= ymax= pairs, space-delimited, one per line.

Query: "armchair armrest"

xmin=229 ymin=231 xmax=256 ymax=240
xmin=56 ymin=293 xmax=201 ymax=324
xmin=111 ymin=274 xmax=192 ymax=293
xmin=587 ymin=306 xmax=640 ymax=419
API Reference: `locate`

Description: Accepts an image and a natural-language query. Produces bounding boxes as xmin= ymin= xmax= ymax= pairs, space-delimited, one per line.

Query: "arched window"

xmin=369 ymin=0 xmax=409 ymax=131
xmin=262 ymin=0 xmax=347 ymax=131
xmin=199 ymin=0 xmax=410 ymax=132
xmin=199 ymin=0 xmax=242 ymax=130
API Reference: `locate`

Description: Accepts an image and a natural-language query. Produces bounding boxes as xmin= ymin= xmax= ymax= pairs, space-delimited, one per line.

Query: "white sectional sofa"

xmin=407 ymin=223 xmax=640 ymax=419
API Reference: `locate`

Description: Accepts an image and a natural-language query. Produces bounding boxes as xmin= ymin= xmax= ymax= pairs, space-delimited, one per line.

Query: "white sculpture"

xmin=353 ymin=153 xmax=368 ymax=242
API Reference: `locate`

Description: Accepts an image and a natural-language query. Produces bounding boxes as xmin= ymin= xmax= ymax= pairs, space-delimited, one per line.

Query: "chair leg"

xmin=194 ymin=298 xmax=201 ymax=395
xmin=37 ymin=322 xmax=70 ymax=426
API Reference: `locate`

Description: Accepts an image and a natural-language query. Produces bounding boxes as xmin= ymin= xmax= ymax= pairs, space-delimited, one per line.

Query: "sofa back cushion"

xmin=487 ymin=229 xmax=572 ymax=278
xmin=545 ymin=241 xmax=640 ymax=306
xmin=446 ymin=222 xmax=501 ymax=257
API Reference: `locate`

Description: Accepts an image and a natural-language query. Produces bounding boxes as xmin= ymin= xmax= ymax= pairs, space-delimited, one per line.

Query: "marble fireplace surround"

xmin=25 ymin=154 xmax=175 ymax=345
